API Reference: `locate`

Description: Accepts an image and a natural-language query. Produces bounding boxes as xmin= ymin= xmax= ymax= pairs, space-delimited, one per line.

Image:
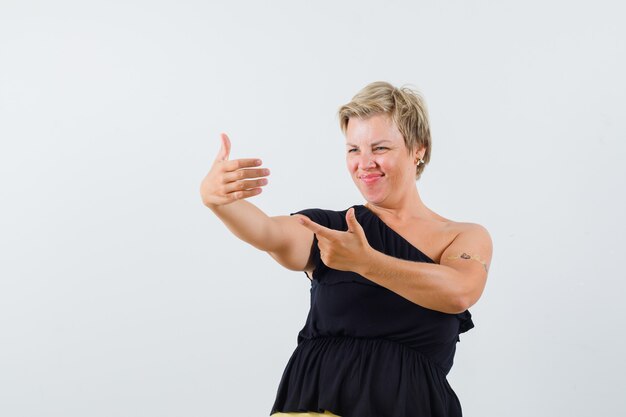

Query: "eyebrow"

xmin=346 ymin=140 xmax=392 ymax=147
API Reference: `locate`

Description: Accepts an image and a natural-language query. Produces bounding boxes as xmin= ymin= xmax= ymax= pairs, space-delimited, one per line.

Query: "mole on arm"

xmin=446 ymin=252 xmax=489 ymax=273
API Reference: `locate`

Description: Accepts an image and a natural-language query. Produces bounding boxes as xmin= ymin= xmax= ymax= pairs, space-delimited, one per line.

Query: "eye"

xmin=347 ymin=148 xmax=358 ymax=153
xmin=373 ymin=147 xmax=388 ymax=151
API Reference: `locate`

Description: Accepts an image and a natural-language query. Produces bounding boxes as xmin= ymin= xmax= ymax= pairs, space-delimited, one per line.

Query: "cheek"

xmin=381 ymin=158 xmax=407 ymax=180
xmin=376 ymin=157 xmax=391 ymax=170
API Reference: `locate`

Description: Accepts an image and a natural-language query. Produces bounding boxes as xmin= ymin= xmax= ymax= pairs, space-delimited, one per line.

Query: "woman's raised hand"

xmin=200 ymin=133 xmax=270 ymax=208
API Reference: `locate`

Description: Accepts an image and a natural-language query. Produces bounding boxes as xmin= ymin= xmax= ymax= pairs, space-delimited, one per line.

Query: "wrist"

xmin=358 ymin=247 xmax=380 ymax=277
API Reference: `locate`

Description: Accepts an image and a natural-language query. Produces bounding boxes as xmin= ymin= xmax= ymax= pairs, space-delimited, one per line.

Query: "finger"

xmin=228 ymin=188 xmax=263 ymax=201
xmin=296 ymin=216 xmax=334 ymax=239
xmin=222 ymin=158 xmax=263 ymax=172
xmin=222 ymin=167 xmax=270 ymax=183
xmin=215 ymin=132 xmax=231 ymax=162
xmin=223 ymin=178 xmax=269 ymax=193
xmin=345 ymin=207 xmax=363 ymax=234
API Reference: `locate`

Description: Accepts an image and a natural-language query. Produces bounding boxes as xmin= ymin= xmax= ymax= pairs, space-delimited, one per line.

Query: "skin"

xmin=447 ymin=252 xmax=489 ymax=273
xmin=200 ymin=133 xmax=270 ymax=207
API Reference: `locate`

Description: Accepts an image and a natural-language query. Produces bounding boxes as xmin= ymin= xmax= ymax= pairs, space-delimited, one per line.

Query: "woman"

xmin=200 ymin=81 xmax=493 ymax=417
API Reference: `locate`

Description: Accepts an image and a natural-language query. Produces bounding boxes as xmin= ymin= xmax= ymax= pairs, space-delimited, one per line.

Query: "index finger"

xmin=222 ymin=158 xmax=263 ymax=172
xmin=296 ymin=215 xmax=335 ymax=239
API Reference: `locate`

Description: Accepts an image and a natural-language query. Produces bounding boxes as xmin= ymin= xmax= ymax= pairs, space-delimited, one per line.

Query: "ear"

xmin=412 ymin=144 xmax=426 ymax=163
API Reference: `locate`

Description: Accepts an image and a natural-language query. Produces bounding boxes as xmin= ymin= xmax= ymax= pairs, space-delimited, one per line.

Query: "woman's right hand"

xmin=199 ymin=133 xmax=270 ymax=209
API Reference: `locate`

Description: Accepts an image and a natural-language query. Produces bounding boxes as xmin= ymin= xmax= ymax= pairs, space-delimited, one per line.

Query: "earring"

xmin=415 ymin=158 xmax=424 ymax=166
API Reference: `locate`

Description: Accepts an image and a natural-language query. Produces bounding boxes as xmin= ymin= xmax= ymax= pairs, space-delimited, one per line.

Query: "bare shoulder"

xmin=438 ymin=215 xmax=490 ymax=236
xmin=444 ymin=220 xmax=492 ymax=247
xmin=455 ymin=221 xmax=490 ymax=236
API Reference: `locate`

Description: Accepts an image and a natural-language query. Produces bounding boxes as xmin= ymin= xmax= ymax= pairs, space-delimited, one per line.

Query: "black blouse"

xmin=270 ymin=205 xmax=474 ymax=417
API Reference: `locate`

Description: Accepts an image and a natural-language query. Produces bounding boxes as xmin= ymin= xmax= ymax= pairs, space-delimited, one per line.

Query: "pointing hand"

xmin=296 ymin=208 xmax=374 ymax=273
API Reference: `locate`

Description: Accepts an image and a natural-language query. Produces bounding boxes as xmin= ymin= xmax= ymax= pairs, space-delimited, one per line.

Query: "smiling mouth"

xmin=359 ymin=174 xmax=384 ymax=184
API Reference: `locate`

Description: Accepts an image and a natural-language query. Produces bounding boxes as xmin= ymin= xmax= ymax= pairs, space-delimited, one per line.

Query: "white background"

xmin=1 ymin=1 xmax=625 ymax=416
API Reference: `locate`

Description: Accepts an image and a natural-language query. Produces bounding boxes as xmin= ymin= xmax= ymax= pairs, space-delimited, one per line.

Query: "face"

xmin=345 ymin=113 xmax=421 ymax=205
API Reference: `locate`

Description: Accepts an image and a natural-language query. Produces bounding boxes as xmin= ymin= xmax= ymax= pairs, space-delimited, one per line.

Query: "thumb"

xmin=345 ymin=208 xmax=364 ymax=234
xmin=215 ymin=132 xmax=231 ymax=162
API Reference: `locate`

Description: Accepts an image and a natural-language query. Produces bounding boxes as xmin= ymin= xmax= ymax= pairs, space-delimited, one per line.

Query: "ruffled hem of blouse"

xmin=270 ymin=336 xmax=462 ymax=417
xmin=457 ymin=310 xmax=474 ymax=334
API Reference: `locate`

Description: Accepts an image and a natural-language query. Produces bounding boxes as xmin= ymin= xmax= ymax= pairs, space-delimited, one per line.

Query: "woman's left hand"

xmin=296 ymin=207 xmax=374 ymax=273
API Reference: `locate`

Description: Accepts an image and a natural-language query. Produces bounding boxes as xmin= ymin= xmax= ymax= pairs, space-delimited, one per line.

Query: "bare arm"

xmin=357 ymin=224 xmax=492 ymax=313
xmin=200 ymin=133 xmax=314 ymax=272
xmin=209 ymin=201 xmax=314 ymax=271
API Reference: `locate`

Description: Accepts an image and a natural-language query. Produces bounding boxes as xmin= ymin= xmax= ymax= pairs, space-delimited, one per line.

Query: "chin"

xmin=354 ymin=181 xmax=384 ymax=203
xmin=360 ymin=192 xmax=384 ymax=205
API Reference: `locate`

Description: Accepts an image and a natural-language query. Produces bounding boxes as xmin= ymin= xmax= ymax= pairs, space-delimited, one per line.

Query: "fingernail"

xmin=256 ymin=159 xmax=262 ymax=165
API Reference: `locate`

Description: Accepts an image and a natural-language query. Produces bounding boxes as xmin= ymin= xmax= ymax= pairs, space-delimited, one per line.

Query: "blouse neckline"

xmin=356 ymin=204 xmax=437 ymax=264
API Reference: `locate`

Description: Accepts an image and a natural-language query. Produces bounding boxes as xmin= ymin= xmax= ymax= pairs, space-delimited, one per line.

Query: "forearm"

xmin=358 ymin=249 xmax=469 ymax=314
xmin=207 ymin=200 xmax=280 ymax=251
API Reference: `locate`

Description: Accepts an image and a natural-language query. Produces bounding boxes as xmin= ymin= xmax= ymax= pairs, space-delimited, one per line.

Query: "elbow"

xmin=451 ymin=294 xmax=471 ymax=314
xmin=452 ymin=287 xmax=484 ymax=313
xmin=266 ymin=250 xmax=309 ymax=272
xmin=450 ymin=274 xmax=477 ymax=313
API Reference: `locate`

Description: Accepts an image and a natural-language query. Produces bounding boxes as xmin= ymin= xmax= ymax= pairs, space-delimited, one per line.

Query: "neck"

xmin=364 ymin=189 xmax=431 ymax=222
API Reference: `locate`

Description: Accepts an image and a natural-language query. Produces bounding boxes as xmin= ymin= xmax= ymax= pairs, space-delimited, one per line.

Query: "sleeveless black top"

xmin=270 ymin=205 xmax=474 ymax=417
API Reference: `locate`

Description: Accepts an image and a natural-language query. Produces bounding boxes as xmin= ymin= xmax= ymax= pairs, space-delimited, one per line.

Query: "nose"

xmin=358 ymin=153 xmax=376 ymax=169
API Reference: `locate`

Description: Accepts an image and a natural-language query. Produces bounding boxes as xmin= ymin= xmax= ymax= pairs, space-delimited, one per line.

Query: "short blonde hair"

xmin=338 ymin=81 xmax=432 ymax=180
